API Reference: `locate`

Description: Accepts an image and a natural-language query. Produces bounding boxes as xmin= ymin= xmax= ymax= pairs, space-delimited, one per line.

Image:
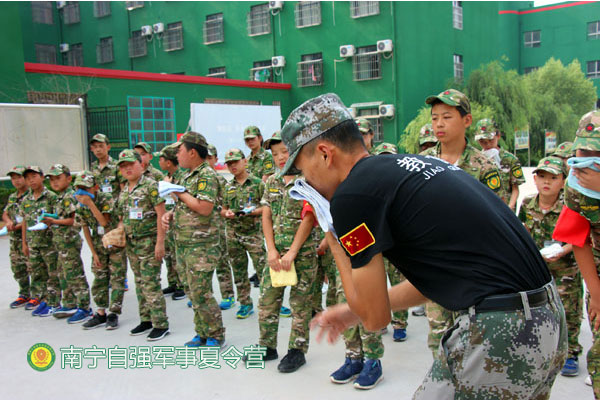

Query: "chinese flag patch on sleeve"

xmin=339 ymin=223 xmax=376 ymax=256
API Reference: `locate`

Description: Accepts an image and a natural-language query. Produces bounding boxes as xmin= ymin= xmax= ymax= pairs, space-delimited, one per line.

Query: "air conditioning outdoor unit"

xmin=377 ymin=39 xmax=393 ymax=53
xmin=59 ymin=43 xmax=70 ymax=53
xmin=56 ymin=1 xmax=67 ymax=9
xmin=153 ymin=23 xmax=164 ymax=34
xmin=348 ymin=108 xmax=357 ymax=118
xmin=339 ymin=45 xmax=355 ymax=58
xmin=141 ymin=25 xmax=153 ymax=36
xmin=379 ymin=104 xmax=395 ymax=118
xmin=269 ymin=1 xmax=283 ymax=10
xmin=271 ymin=56 xmax=286 ymax=68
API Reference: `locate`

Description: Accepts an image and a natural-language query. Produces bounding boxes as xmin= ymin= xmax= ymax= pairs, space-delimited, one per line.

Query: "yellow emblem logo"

xmin=198 ymin=179 xmax=207 ymax=191
xmin=102 ymin=204 xmax=110 ymax=211
xmin=151 ymin=189 xmax=158 ymax=197
xmin=484 ymin=171 xmax=501 ymax=191
xmin=265 ymin=161 xmax=273 ymax=170
xmin=512 ymin=166 xmax=523 ymax=179
xmin=64 ymin=200 xmax=70 ymax=207
xmin=27 ymin=343 xmax=56 ymax=372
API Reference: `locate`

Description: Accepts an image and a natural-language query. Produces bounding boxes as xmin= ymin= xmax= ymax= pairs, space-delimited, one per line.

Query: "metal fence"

xmin=86 ymin=106 xmax=130 ymax=163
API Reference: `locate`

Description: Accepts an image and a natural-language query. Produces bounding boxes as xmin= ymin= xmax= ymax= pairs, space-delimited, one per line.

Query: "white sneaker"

xmin=585 ymin=375 xmax=592 ymax=386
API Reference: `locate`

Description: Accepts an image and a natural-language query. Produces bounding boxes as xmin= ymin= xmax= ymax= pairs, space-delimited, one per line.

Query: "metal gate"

xmin=86 ymin=106 xmax=130 ymax=163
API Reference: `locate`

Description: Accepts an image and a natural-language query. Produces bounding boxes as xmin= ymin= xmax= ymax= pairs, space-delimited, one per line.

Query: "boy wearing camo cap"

xmin=244 ymin=126 xmax=275 ymax=182
xmin=418 ymin=123 xmax=437 ymax=153
xmin=356 ymin=118 xmax=375 ymax=154
xmin=90 ymin=133 xmax=124 ymax=196
xmin=553 ymin=141 xmax=574 ymax=175
xmin=134 ymin=142 xmax=165 ymax=182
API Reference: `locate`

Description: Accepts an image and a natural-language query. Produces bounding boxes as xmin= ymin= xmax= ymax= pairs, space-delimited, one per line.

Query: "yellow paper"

xmin=270 ymin=261 xmax=298 ymax=287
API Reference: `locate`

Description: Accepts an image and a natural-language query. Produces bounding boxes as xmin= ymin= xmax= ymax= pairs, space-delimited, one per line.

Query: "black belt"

xmin=473 ymin=286 xmax=550 ymax=313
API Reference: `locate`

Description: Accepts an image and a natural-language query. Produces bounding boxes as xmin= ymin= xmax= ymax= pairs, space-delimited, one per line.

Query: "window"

xmin=207 ymin=67 xmax=227 ymax=79
xmin=524 ymin=30 xmax=541 ymax=47
xmin=127 ymin=96 xmax=176 ymax=152
xmin=250 ymin=60 xmax=273 ymax=82
xmin=587 ymin=61 xmax=600 ymax=79
xmin=247 ymin=3 xmax=271 ymax=36
xmin=32 ymin=2 xmax=53 ymax=24
xmin=96 ymin=37 xmax=113 ymax=64
xmin=452 ymin=1 xmax=463 ymax=30
xmin=295 ymin=2 xmax=321 ymax=28
xmin=164 ymin=22 xmax=184 ymax=51
xmin=523 ymin=66 xmax=538 ymax=74
xmin=204 ymin=13 xmax=224 ymax=44
xmin=353 ymin=45 xmax=381 ymax=81
xmin=453 ymin=54 xmax=463 ymax=81
xmin=128 ymin=30 xmax=147 ymax=58
xmin=589 ymin=21 xmax=600 ymax=40
xmin=64 ymin=43 xmax=83 ymax=66
xmin=35 ymin=44 xmax=56 ymax=64
xmin=63 ymin=2 xmax=80 ymax=24
xmin=350 ymin=1 xmax=379 ymax=18
xmin=93 ymin=2 xmax=111 ymax=18
xmin=125 ymin=1 xmax=144 ymax=10
xmin=297 ymin=53 xmax=323 ymax=87
xmin=357 ymin=107 xmax=383 ymax=142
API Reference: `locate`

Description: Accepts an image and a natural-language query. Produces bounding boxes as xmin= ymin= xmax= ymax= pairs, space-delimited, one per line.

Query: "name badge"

xmin=101 ymin=185 xmax=113 ymax=193
xmin=129 ymin=207 xmax=143 ymax=220
xmin=166 ymin=197 xmax=175 ymax=205
xmin=16 ymin=216 xmax=23 ymax=223
xmin=97 ymin=225 xmax=105 ymax=235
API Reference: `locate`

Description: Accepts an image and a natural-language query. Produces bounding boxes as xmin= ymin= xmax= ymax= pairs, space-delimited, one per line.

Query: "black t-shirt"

xmin=330 ymin=154 xmax=550 ymax=310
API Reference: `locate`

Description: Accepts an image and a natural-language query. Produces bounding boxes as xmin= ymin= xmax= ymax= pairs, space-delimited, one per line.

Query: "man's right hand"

xmin=310 ymin=304 xmax=360 ymax=344
xmin=160 ymin=211 xmax=173 ymax=230
xmin=268 ymin=249 xmax=281 ymax=271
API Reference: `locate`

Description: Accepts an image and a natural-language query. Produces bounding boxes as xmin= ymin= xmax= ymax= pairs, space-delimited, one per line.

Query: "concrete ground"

xmin=0 ymin=167 xmax=595 ymax=399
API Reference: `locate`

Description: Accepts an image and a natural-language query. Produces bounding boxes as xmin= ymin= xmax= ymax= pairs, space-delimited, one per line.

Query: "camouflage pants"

xmin=414 ymin=283 xmax=567 ymax=400
xmin=176 ymin=241 xmax=224 ymax=341
xmin=215 ymin=226 xmax=234 ymax=300
xmin=586 ymin=292 xmax=600 ymax=399
xmin=90 ymin=239 xmax=126 ymax=314
xmin=311 ymin=250 xmax=337 ymax=313
xmin=550 ymin=266 xmax=583 ymax=358
xmin=57 ymin=240 xmax=90 ymax=310
xmin=259 ymin=250 xmax=317 ymax=353
xmin=28 ymin=245 xmax=57 ymax=304
xmin=385 ymin=258 xmax=408 ymax=330
xmin=336 ymin=268 xmax=384 ymax=360
xmin=227 ymin=230 xmax=265 ymax=306
xmin=426 ymin=301 xmax=454 ymax=359
xmin=10 ymin=237 xmax=30 ymax=297
xmin=126 ymin=236 xmax=168 ymax=329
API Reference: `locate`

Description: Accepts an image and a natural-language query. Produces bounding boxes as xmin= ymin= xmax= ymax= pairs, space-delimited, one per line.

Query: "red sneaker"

xmin=10 ymin=296 xmax=30 ymax=309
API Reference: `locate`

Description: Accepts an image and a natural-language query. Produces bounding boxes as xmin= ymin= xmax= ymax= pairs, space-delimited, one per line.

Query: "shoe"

xmin=219 ymin=297 xmax=235 ymax=310
xmin=162 ymin=285 xmax=175 ymax=295
xmin=205 ymin=338 xmax=225 ymax=347
xmin=147 ymin=327 xmax=170 ymax=341
xmin=10 ymin=296 xmax=30 ymax=308
xmin=187 ymin=300 xmax=192 ymax=308
xmin=277 ymin=349 xmax=306 ymax=373
xmin=380 ymin=327 xmax=388 ymax=335
xmin=38 ymin=305 xmax=58 ymax=317
xmin=279 ymin=306 xmax=291 ymax=318
xmin=236 ymin=304 xmax=254 ymax=319
xmin=53 ymin=306 xmax=77 ymax=319
xmin=393 ymin=328 xmax=407 ymax=342
xmin=249 ymin=273 xmax=260 ymax=288
xmin=560 ymin=357 xmax=579 ymax=377
xmin=31 ymin=301 xmax=48 ymax=316
xmin=124 ymin=279 xmax=129 ymax=291
xmin=185 ymin=335 xmax=206 ymax=347
xmin=354 ymin=359 xmax=383 ymax=390
xmin=242 ymin=345 xmax=278 ymax=361
xmin=172 ymin=289 xmax=186 ymax=301
xmin=106 ymin=313 xmax=119 ymax=330
xmin=25 ymin=298 xmax=41 ymax=311
xmin=130 ymin=321 xmax=153 ymax=336
xmin=82 ymin=313 xmax=107 ymax=329
xmin=411 ymin=306 xmax=425 ymax=317
xmin=585 ymin=375 xmax=593 ymax=386
xmin=68 ymin=308 xmax=92 ymax=324
xmin=331 ymin=357 xmax=364 ymax=384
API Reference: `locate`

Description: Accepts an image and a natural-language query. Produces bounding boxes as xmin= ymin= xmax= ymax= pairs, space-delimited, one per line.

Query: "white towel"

xmin=28 ymin=222 xmax=48 ymax=231
xmin=289 ymin=179 xmax=336 ymax=236
xmin=158 ymin=181 xmax=186 ymax=198
xmin=540 ymin=243 xmax=563 ymax=259
xmin=0 ymin=226 xmax=7 ymax=236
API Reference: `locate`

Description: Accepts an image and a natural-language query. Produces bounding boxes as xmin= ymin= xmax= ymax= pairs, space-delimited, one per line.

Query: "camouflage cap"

xmin=552 ymin=141 xmax=574 ymax=159
xmin=280 ymin=93 xmax=353 ymax=175
xmin=474 ymin=118 xmax=498 ymax=141
xmin=6 ymin=165 xmax=26 ymax=176
xmin=573 ymin=111 xmax=600 ymax=152
xmin=134 ymin=142 xmax=152 ymax=153
xmin=356 ymin=118 xmax=373 ymax=134
xmin=207 ymin=144 xmax=218 ymax=157
xmin=90 ymin=133 xmax=109 ymax=144
xmin=425 ymin=88 xmax=471 ymax=115
xmin=263 ymin=131 xmax=283 ymax=150
xmin=224 ymin=148 xmax=245 ymax=162
xmin=74 ymin=170 xmax=95 ymax=188
xmin=534 ymin=156 xmax=565 ymax=176
xmin=244 ymin=126 xmax=261 ymax=139
xmin=418 ymin=123 xmax=437 ymax=145
xmin=179 ymin=131 xmax=208 ymax=148
xmin=23 ymin=166 xmax=43 ymax=175
xmin=117 ymin=149 xmax=142 ymax=164
xmin=45 ymin=163 xmax=71 ymax=177
xmin=372 ymin=142 xmax=398 ymax=155
xmin=159 ymin=143 xmax=180 ymax=161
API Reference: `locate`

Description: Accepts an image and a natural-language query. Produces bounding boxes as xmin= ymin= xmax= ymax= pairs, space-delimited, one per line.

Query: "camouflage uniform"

xmin=214 ymin=171 xmax=235 ymax=300
xmin=4 ymin=177 xmax=30 ymax=297
xmin=258 ymin=174 xmax=318 ymax=353
xmin=91 ymin=156 xmax=123 ymax=197
xmin=247 ymin=148 xmax=275 ymax=179
xmin=164 ymin=166 xmax=187 ymax=292
xmin=385 ymin=258 xmax=408 ymax=330
xmin=311 ymin=231 xmax=337 ymax=313
xmin=144 ymin=165 xmax=165 ymax=182
xmin=418 ymin=123 xmax=438 ymax=152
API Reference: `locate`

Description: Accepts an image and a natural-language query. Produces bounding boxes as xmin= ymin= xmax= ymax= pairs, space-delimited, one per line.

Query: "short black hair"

xmin=429 ymin=99 xmax=468 ymax=117
xmin=160 ymin=156 xmax=179 ymax=166
xmin=183 ymin=141 xmax=208 ymax=159
xmin=305 ymin=119 xmax=366 ymax=154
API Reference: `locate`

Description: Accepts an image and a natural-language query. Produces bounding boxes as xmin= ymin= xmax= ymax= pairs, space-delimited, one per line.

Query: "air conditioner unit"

xmin=379 ymin=104 xmax=395 ymax=118
xmin=348 ymin=108 xmax=357 ymax=118
xmin=56 ymin=1 xmax=67 ymax=9
xmin=59 ymin=43 xmax=70 ymax=53
xmin=377 ymin=39 xmax=393 ymax=53
xmin=141 ymin=25 xmax=153 ymax=36
xmin=271 ymin=56 xmax=286 ymax=68
xmin=339 ymin=45 xmax=355 ymax=58
xmin=269 ymin=1 xmax=283 ymax=10
xmin=153 ymin=23 xmax=164 ymax=34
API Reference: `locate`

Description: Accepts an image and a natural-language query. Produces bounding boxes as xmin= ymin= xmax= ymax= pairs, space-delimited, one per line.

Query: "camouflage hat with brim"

xmin=552 ymin=141 xmax=574 ymax=159
xmin=573 ymin=111 xmax=600 ymax=152
xmin=91 ymin=133 xmax=109 ymax=144
xmin=244 ymin=126 xmax=261 ymax=139
xmin=280 ymin=93 xmax=353 ymax=176
xmin=117 ymin=149 xmax=142 ymax=164
xmin=23 ymin=166 xmax=43 ymax=175
xmin=224 ymin=148 xmax=245 ymax=162
xmin=356 ymin=118 xmax=372 ymax=134
xmin=159 ymin=143 xmax=180 ymax=161
xmin=474 ymin=118 xmax=498 ymax=141
xmin=418 ymin=123 xmax=437 ymax=145
xmin=263 ymin=131 xmax=283 ymax=150
xmin=134 ymin=142 xmax=152 ymax=153
xmin=373 ymin=142 xmax=398 ymax=155
xmin=74 ymin=170 xmax=95 ymax=188
xmin=179 ymin=131 xmax=208 ymax=148
xmin=7 ymin=165 xmax=26 ymax=176
xmin=207 ymin=144 xmax=217 ymax=157
xmin=46 ymin=163 xmax=71 ymax=177
xmin=425 ymin=88 xmax=471 ymax=115
xmin=534 ymin=156 xmax=565 ymax=176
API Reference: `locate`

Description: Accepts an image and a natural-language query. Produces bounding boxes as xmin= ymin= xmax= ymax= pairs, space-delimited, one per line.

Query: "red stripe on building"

xmin=499 ymin=1 xmax=596 ymax=15
xmin=24 ymin=63 xmax=292 ymax=90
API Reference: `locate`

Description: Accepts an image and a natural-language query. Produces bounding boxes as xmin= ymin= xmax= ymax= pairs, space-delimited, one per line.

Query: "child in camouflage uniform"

xmin=244 ymin=125 xmax=275 ymax=181
xmin=90 ymin=133 xmax=123 ymax=195
xmin=418 ymin=123 xmax=438 ymax=153
xmin=134 ymin=142 xmax=165 ymax=181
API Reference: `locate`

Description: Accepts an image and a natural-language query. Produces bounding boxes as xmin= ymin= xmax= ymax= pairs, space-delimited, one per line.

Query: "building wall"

xmin=1 ymin=3 xmax=26 ymax=103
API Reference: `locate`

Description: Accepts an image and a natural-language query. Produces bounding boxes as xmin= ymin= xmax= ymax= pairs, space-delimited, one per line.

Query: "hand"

xmin=163 ymin=176 xmax=173 ymax=183
xmin=91 ymin=253 xmax=103 ymax=270
xmin=268 ymin=249 xmax=281 ymax=271
xmin=280 ymin=250 xmax=297 ymax=271
xmin=22 ymin=243 xmax=29 ymax=257
xmin=42 ymin=217 xmax=56 ymax=226
xmin=589 ymin=293 xmax=600 ymax=332
xmin=224 ymin=209 xmax=236 ymax=219
xmin=75 ymin=194 xmax=93 ymax=207
xmin=574 ymin=166 xmax=600 ymax=192
xmin=6 ymin=221 xmax=15 ymax=231
xmin=155 ymin=243 xmax=165 ymax=262
xmin=317 ymin=239 xmax=329 ymax=256
xmin=309 ymin=304 xmax=361 ymax=344
xmin=161 ymin=211 xmax=173 ymax=231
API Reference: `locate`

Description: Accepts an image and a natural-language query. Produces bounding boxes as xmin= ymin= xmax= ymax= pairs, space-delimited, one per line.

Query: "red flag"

xmin=339 ymin=223 xmax=376 ymax=256
xmin=301 ymin=201 xmax=318 ymax=227
xmin=552 ymin=205 xmax=591 ymax=248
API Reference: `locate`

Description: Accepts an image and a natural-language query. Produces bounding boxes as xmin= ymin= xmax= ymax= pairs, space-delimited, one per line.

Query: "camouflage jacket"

xmin=52 ymin=188 xmax=81 ymax=246
xmin=173 ymin=161 xmax=220 ymax=243
xmin=224 ymin=173 xmax=265 ymax=234
xmin=497 ymin=148 xmax=525 ymax=205
xmin=165 ymin=167 xmax=186 ymax=212
xmin=144 ymin=165 xmax=165 ymax=182
xmin=420 ymin=141 xmax=502 ymax=194
xmin=75 ymin=191 xmax=116 ymax=243
xmin=91 ymin=156 xmax=123 ymax=197
xmin=20 ymin=188 xmax=57 ymax=248
xmin=564 ymin=181 xmax=600 ymax=253
xmin=117 ymin=175 xmax=164 ymax=239
xmin=3 ymin=190 xmax=28 ymax=240
xmin=247 ymin=148 xmax=275 ymax=178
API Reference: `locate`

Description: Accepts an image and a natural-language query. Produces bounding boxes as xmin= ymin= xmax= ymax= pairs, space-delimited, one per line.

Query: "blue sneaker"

xmin=53 ymin=306 xmax=77 ymax=319
xmin=560 ymin=357 xmax=579 ymax=377
xmin=331 ymin=357 xmax=364 ymax=384
xmin=67 ymin=308 xmax=92 ymax=324
xmin=219 ymin=297 xmax=235 ymax=310
xmin=31 ymin=301 xmax=48 ymax=316
xmin=187 ymin=300 xmax=192 ymax=308
xmin=236 ymin=304 xmax=254 ymax=319
xmin=205 ymin=338 xmax=225 ymax=347
xmin=393 ymin=328 xmax=407 ymax=342
xmin=280 ymin=306 xmax=291 ymax=318
xmin=354 ymin=359 xmax=383 ymax=390
xmin=124 ymin=278 xmax=129 ymax=291
xmin=185 ymin=335 xmax=205 ymax=347
xmin=38 ymin=305 xmax=58 ymax=317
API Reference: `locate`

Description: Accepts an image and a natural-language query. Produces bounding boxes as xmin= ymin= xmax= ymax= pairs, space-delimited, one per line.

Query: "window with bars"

xmin=453 ymin=54 xmax=463 ymax=81
xmin=524 ymin=30 xmax=541 ymax=47
xmin=164 ymin=22 xmax=184 ymax=52
xmin=93 ymin=2 xmax=111 ymax=18
xmin=589 ymin=21 xmax=600 ymax=40
xmin=127 ymin=96 xmax=176 ymax=152
xmin=353 ymin=45 xmax=381 ymax=81
xmin=524 ymin=66 xmax=538 ymax=74
xmin=247 ymin=3 xmax=271 ymax=36
xmin=207 ymin=67 xmax=227 ymax=79
xmin=204 ymin=13 xmax=224 ymax=44
xmin=64 ymin=43 xmax=83 ymax=66
xmin=125 ymin=1 xmax=144 ymax=11
xmin=357 ymin=107 xmax=383 ymax=142
xmin=128 ymin=30 xmax=147 ymax=58
xmin=588 ymin=61 xmax=600 ymax=79
xmin=295 ymin=2 xmax=321 ymax=28
xmin=250 ymin=60 xmax=273 ymax=82
xmin=96 ymin=37 xmax=113 ymax=64
xmin=35 ymin=44 xmax=56 ymax=64
xmin=452 ymin=1 xmax=463 ymax=30
xmin=63 ymin=2 xmax=80 ymax=24
xmin=350 ymin=1 xmax=379 ymax=18
xmin=297 ymin=53 xmax=323 ymax=87
xmin=32 ymin=2 xmax=53 ymax=24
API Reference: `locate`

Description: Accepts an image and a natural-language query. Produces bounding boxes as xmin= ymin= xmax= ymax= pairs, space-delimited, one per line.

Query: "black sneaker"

xmin=242 ymin=345 xmax=278 ymax=362
xmin=249 ymin=273 xmax=260 ymax=288
xmin=277 ymin=349 xmax=306 ymax=373
xmin=130 ymin=321 xmax=153 ymax=336
xmin=147 ymin=327 xmax=170 ymax=341
xmin=106 ymin=313 xmax=119 ymax=330
xmin=172 ymin=289 xmax=186 ymax=301
xmin=82 ymin=313 xmax=107 ymax=330
xmin=162 ymin=285 xmax=175 ymax=295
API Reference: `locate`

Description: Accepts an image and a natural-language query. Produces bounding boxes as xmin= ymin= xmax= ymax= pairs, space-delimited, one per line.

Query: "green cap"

xmin=24 ymin=166 xmax=43 ymax=175
xmin=552 ymin=141 xmax=574 ymax=159
xmin=159 ymin=143 xmax=180 ymax=161
xmin=425 ymin=88 xmax=471 ymax=115
xmin=179 ymin=131 xmax=208 ymax=148
xmin=117 ymin=149 xmax=142 ymax=164
xmin=91 ymin=133 xmax=109 ymax=144
xmin=263 ymin=131 xmax=282 ymax=150
xmin=355 ymin=118 xmax=372 ymax=134
xmin=372 ymin=142 xmax=398 ymax=155
xmin=281 ymin=93 xmax=353 ymax=175
xmin=224 ymin=148 xmax=245 ymax=162
xmin=534 ymin=156 xmax=565 ymax=176
xmin=74 ymin=171 xmax=95 ymax=188
xmin=7 ymin=165 xmax=25 ymax=176
xmin=474 ymin=118 xmax=498 ymax=141
xmin=573 ymin=111 xmax=600 ymax=152
xmin=207 ymin=144 xmax=218 ymax=157
xmin=46 ymin=163 xmax=71 ymax=177
xmin=134 ymin=142 xmax=152 ymax=153
xmin=418 ymin=123 xmax=437 ymax=145
xmin=244 ymin=126 xmax=261 ymax=139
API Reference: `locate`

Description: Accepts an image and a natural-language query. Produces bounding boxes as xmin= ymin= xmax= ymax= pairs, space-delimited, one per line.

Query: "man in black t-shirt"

xmin=279 ymin=93 xmax=567 ymax=399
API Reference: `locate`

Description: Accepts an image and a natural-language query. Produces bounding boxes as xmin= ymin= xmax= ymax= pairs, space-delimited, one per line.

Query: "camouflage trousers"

xmin=126 ymin=236 xmax=168 ymax=329
xmin=10 ymin=237 xmax=30 ymax=297
xmin=176 ymin=240 xmax=224 ymax=341
xmin=414 ymin=283 xmax=567 ymax=400
xmin=215 ymin=227 xmax=234 ymax=300
xmin=259 ymin=250 xmax=318 ymax=353
xmin=586 ymin=292 xmax=600 ymax=399
xmin=550 ymin=265 xmax=583 ymax=358
xmin=336 ymin=268 xmax=384 ymax=360
xmin=164 ymin=228 xmax=186 ymax=292
xmin=426 ymin=301 xmax=454 ymax=359
xmin=227 ymin=230 xmax=265 ymax=307
xmin=28 ymin=245 xmax=57 ymax=304
xmin=57 ymin=240 xmax=90 ymax=310
xmin=311 ymin=250 xmax=337 ymax=313
xmin=385 ymin=258 xmax=408 ymax=330
xmin=90 ymin=238 xmax=126 ymax=314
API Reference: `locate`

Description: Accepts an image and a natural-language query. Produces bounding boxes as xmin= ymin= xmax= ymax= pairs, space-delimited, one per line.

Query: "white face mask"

xmin=483 ymin=148 xmax=501 ymax=168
